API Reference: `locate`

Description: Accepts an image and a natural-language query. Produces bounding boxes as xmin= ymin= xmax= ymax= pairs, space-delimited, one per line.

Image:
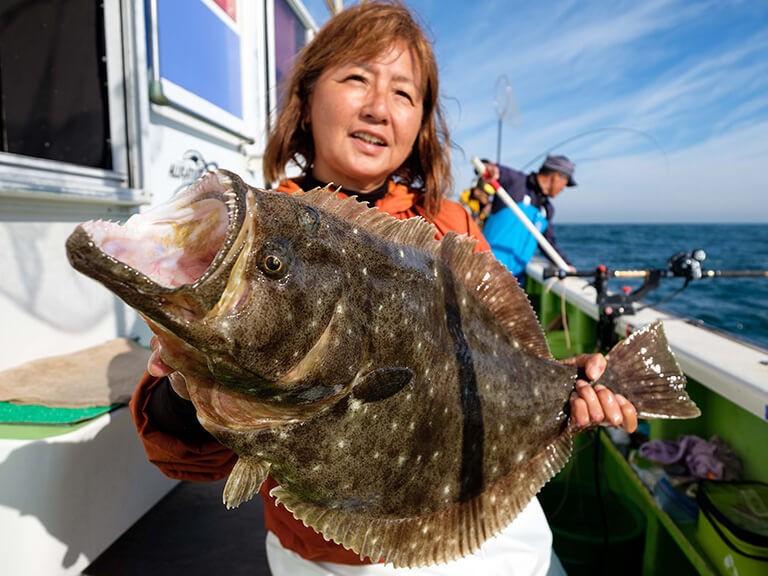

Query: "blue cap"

xmin=541 ymin=155 xmax=576 ymax=187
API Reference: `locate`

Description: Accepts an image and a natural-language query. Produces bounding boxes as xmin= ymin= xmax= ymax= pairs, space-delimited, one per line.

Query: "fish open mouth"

xmin=66 ymin=170 xmax=250 ymax=321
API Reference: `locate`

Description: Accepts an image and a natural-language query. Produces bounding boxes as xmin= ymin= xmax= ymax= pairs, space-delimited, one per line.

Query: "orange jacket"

xmin=130 ymin=179 xmax=490 ymax=564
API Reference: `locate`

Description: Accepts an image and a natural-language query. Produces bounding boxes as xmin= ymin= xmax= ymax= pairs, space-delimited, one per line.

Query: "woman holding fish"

xmin=133 ymin=2 xmax=639 ymax=574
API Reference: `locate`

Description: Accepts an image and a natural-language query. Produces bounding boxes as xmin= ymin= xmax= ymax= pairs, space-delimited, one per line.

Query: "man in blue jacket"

xmin=481 ymin=155 xmax=577 ymax=283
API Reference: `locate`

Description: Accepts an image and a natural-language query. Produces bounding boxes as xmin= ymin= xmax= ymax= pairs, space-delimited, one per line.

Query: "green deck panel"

xmin=529 ymin=276 xmax=768 ymax=575
xmin=0 ymin=402 xmax=120 ymax=439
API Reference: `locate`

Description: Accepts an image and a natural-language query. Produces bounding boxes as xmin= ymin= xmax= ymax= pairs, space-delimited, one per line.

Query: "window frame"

xmin=0 ymin=0 xmax=148 ymax=206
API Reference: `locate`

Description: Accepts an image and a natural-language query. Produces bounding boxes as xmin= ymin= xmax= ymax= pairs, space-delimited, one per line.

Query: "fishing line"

xmin=520 ymin=126 xmax=669 ymax=173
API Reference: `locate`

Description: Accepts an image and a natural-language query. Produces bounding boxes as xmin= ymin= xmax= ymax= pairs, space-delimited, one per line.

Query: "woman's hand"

xmin=148 ymin=335 xmax=190 ymax=400
xmin=562 ymin=353 xmax=638 ymax=433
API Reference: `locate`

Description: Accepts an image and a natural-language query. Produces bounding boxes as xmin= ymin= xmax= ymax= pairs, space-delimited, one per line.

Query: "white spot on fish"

xmin=433 ymin=451 xmax=440 ymax=459
xmin=444 ymin=485 xmax=451 ymax=494
xmin=349 ymin=399 xmax=362 ymax=412
xmin=518 ymin=452 xmax=525 ymax=462
xmin=373 ymin=452 xmax=380 ymax=459
xmin=499 ymin=424 xmax=505 ymax=432
xmin=338 ymin=440 xmax=345 ymax=449
xmin=353 ymin=228 xmax=358 ymax=234
xmin=417 ymin=341 xmax=422 ymax=350
xmin=392 ymin=422 xmax=398 ymax=430
xmin=362 ymin=267 xmax=367 ymax=276
xmin=398 ymin=455 xmax=407 ymax=466
xmin=416 ymin=455 xmax=422 ymax=463
xmin=513 ymin=341 xmax=520 ymax=349
xmin=312 ymin=464 xmax=321 ymax=472
xmin=399 ymin=249 xmax=405 ymax=259
xmin=409 ymin=421 xmax=415 ymax=430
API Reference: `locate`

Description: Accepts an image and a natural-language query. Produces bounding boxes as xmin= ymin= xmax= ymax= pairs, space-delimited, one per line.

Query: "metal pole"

xmin=497 ymin=118 xmax=502 ymax=165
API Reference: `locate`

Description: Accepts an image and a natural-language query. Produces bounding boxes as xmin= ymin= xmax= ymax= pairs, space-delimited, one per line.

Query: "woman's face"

xmin=307 ymin=41 xmax=424 ymax=193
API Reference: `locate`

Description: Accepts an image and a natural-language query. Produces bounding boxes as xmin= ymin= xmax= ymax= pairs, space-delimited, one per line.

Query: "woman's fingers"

xmin=569 ymin=392 xmax=589 ymax=429
xmin=583 ymin=354 xmax=607 ymax=382
xmin=594 ymin=384 xmax=622 ymax=426
xmin=147 ymin=335 xmax=175 ymax=378
xmin=616 ymin=394 xmax=638 ymax=433
xmin=561 ymin=353 xmax=607 ymax=382
xmin=573 ymin=380 xmax=604 ymax=425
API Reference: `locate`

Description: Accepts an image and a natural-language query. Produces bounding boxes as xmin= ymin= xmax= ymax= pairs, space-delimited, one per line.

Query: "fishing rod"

xmin=543 ymin=249 xmax=768 ymax=351
xmin=470 ymin=156 xmax=571 ymax=271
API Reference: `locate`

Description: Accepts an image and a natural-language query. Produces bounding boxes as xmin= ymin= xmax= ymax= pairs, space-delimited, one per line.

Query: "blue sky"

xmin=302 ymin=0 xmax=768 ymax=223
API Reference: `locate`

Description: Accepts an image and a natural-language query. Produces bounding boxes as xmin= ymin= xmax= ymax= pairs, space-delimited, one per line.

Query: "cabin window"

xmin=274 ymin=0 xmax=310 ymax=106
xmin=0 ymin=0 xmax=111 ymax=168
xmin=0 ymin=0 xmax=139 ymax=204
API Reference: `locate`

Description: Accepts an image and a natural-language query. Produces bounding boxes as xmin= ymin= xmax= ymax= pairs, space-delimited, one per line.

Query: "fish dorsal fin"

xmin=300 ymin=187 xmax=551 ymax=359
xmin=437 ymin=231 xmax=552 ymax=359
xmin=270 ymin=432 xmax=572 ymax=567
xmin=300 ymin=187 xmax=439 ymax=251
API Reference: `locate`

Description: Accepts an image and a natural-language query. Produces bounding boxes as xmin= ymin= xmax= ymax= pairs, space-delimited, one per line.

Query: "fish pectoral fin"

xmin=351 ymin=367 xmax=413 ymax=403
xmin=223 ymin=457 xmax=270 ymax=509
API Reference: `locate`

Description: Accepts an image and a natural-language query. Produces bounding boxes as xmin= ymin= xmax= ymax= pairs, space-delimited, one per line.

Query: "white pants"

xmin=266 ymin=498 xmax=566 ymax=576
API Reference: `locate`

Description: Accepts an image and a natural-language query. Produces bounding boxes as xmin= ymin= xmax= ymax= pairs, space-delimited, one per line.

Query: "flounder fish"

xmin=66 ymin=170 xmax=699 ymax=567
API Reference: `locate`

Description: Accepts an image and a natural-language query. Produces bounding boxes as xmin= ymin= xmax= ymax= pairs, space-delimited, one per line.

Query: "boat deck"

xmin=84 ymin=479 xmax=271 ymax=576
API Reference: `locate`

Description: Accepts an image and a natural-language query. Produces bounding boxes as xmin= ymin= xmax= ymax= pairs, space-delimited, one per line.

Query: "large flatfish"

xmin=66 ymin=170 xmax=699 ymax=566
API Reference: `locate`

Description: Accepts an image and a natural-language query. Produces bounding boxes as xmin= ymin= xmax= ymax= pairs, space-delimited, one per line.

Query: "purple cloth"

xmin=639 ymin=435 xmax=742 ymax=481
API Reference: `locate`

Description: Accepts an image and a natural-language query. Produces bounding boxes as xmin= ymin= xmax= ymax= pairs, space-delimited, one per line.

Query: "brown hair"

xmin=263 ymin=0 xmax=450 ymax=217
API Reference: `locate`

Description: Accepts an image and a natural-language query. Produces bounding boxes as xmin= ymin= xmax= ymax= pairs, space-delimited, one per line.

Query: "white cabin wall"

xmin=0 ymin=0 xmax=290 ymax=371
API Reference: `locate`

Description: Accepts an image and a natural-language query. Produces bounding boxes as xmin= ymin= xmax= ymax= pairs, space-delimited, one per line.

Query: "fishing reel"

xmin=667 ymin=249 xmax=707 ymax=282
xmin=542 ymin=248 xmax=766 ymax=351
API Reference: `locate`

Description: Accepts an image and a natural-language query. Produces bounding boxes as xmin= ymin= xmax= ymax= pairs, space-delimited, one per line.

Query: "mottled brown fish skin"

xmin=66 ymin=170 xmax=699 ymax=566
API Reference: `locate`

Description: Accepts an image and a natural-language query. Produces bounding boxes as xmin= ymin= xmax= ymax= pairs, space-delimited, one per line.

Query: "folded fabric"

xmin=639 ymin=435 xmax=742 ymax=481
xmin=0 ymin=338 xmax=149 ymax=408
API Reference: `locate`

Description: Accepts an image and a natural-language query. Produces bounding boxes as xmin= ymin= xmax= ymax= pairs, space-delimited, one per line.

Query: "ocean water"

xmin=553 ymin=224 xmax=768 ymax=350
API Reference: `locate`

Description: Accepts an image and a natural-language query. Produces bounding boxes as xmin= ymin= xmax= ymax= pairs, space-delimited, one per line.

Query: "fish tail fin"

xmin=599 ymin=321 xmax=700 ymax=419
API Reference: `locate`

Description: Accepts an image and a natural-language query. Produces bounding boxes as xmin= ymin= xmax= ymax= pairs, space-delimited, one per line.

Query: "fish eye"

xmin=263 ymin=255 xmax=283 ymax=273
